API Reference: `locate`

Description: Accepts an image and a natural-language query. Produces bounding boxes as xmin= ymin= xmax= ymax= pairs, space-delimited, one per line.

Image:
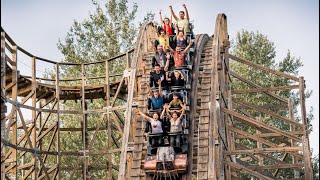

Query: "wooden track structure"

xmin=1 ymin=14 xmax=313 ymax=179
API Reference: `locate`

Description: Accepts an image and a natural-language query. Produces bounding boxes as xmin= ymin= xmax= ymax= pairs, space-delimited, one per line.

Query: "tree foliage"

xmin=43 ymin=0 xmax=138 ymax=178
xmin=230 ymin=30 xmax=315 ymax=179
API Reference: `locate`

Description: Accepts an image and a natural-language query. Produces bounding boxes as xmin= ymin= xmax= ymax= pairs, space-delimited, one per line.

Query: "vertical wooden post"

xmin=299 ymin=77 xmax=313 ymax=180
xmin=118 ymin=69 xmax=136 ymax=179
xmin=31 ymin=56 xmax=37 ymax=179
xmin=208 ymin=23 xmax=224 ymax=179
xmin=288 ymin=98 xmax=300 ymax=178
xmin=126 ymin=52 xmax=130 ymax=69
xmin=105 ymin=60 xmax=112 ymax=179
xmin=55 ymin=63 xmax=61 ymax=179
xmin=0 ymin=31 xmax=6 ymax=180
xmin=11 ymin=45 xmax=18 ymax=178
xmin=81 ymin=64 xmax=88 ymax=179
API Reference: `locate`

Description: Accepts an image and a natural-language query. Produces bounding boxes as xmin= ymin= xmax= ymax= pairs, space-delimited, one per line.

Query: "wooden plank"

xmin=232 ymin=85 xmax=299 ymax=94
xmin=247 ymin=163 xmax=304 ymax=170
xmin=222 ymin=108 xmax=302 ymax=142
xmin=230 ymin=71 xmax=287 ymax=103
xmin=229 ymin=126 xmax=303 ymax=159
xmin=233 ymin=98 xmax=302 ymax=126
xmin=226 ymin=161 xmax=274 ymax=180
xmin=229 ymin=54 xmax=299 ymax=81
xmin=224 ymin=146 xmax=303 ymax=155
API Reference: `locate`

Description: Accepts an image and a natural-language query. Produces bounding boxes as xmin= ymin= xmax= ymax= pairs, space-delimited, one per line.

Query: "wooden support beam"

xmin=222 ymin=108 xmax=302 ymax=142
xmin=226 ymin=161 xmax=274 ymax=180
xmin=247 ymin=163 xmax=304 ymax=171
xmin=232 ymin=85 xmax=299 ymax=94
xmin=229 ymin=126 xmax=303 ymax=159
xmin=224 ymin=146 xmax=303 ymax=155
xmin=233 ymin=98 xmax=302 ymax=127
xmin=230 ymin=71 xmax=287 ymax=103
xmin=229 ymin=54 xmax=299 ymax=82
xmin=235 ymin=143 xmax=304 ymax=173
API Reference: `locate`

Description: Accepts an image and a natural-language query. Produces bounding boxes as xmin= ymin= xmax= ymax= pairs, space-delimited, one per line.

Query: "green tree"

xmin=312 ymin=153 xmax=319 ymax=180
xmin=45 ymin=0 xmax=138 ymax=178
xmin=230 ymin=30 xmax=314 ymax=179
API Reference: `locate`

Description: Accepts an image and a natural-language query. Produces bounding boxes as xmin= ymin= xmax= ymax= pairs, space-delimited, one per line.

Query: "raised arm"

xmin=164 ymin=54 xmax=170 ymax=72
xmin=182 ymin=4 xmax=189 ymax=20
xmin=160 ymin=107 xmax=166 ymax=119
xmin=158 ymin=79 xmax=163 ymax=96
xmin=166 ymin=71 xmax=171 ymax=81
xmin=159 ymin=10 xmax=164 ymax=26
xmin=168 ymin=45 xmax=175 ymax=54
xmin=146 ymin=83 xmax=152 ymax=96
xmin=170 ymin=14 xmax=173 ymax=28
xmin=135 ymin=109 xmax=151 ymax=121
xmin=178 ymin=104 xmax=186 ymax=120
xmin=179 ymin=70 xmax=185 ymax=80
xmin=169 ymin=5 xmax=178 ymax=21
xmin=165 ymin=106 xmax=172 ymax=119
xmin=183 ymin=40 xmax=193 ymax=54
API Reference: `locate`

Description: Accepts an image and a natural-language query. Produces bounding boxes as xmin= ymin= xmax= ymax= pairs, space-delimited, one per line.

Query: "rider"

xmin=169 ymin=4 xmax=190 ymax=34
xmin=166 ymin=70 xmax=185 ymax=87
xmin=135 ymin=108 xmax=166 ymax=146
xmin=152 ymin=45 xmax=170 ymax=71
xmin=159 ymin=10 xmax=175 ymax=49
xmin=168 ymin=92 xmax=183 ymax=109
xmin=146 ymin=80 xmax=164 ymax=111
xmin=168 ymin=42 xmax=193 ymax=67
xmin=150 ymin=64 xmax=169 ymax=96
xmin=165 ymin=104 xmax=186 ymax=147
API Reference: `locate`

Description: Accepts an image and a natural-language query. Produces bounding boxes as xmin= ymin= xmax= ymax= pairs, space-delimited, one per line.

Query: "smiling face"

xmin=179 ymin=11 xmax=185 ymax=19
xmin=172 ymin=112 xmax=178 ymax=119
xmin=157 ymin=45 xmax=163 ymax=53
xmin=160 ymin=30 xmax=165 ymax=36
xmin=178 ymin=31 xmax=184 ymax=37
xmin=164 ymin=18 xmax=170 ymax=25
xmin=176 ymin=46 xmax=181 ymax=53
xmin=154 ymin=65 xmax=160 ymax=73
xmin=174 ymin=71 xmax=180 ymax=77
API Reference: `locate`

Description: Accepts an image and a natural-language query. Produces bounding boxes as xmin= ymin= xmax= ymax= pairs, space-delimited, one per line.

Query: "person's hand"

xmin=164 ymin=104 xmax=168 ymax=109
xmin=157 ymin=79 xmax=162 ymax=85
xmin=182 ymin=4 xmax=186 ymax=8
xmin=159 ymin=10 xmax=162 ymax=14
xmin=181 ymin=103 xmax=186 ymax=109
xmin=169 ymin=5 xmax=172 ymax=9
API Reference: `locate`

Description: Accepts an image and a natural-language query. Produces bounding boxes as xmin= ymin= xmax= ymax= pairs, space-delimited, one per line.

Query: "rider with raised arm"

xmin=165 ymin=103 xmax=186 ymax=147
xmin=168 ymin=41 xmax=193 ymax=67
xmin=135 ymin=108 xmax=166 ymax=146
xmin=169 ymin=4 xmax=190 ymax=33
xmin=166 ymin=70 xmax=185 ymax=87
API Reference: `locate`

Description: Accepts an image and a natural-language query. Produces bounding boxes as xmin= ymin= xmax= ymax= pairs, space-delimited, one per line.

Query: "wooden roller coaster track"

xmin=1 ymin=14 xmax=313 ymax=179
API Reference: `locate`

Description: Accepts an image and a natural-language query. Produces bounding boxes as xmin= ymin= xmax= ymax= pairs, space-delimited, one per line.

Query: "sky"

xmin=1 ymin=0 xmax=319 ymax=154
